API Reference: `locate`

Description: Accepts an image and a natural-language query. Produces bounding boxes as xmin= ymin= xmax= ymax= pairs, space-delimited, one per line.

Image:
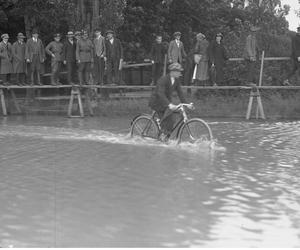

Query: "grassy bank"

xmin=7 ymin=88 xmax=300 ymax=119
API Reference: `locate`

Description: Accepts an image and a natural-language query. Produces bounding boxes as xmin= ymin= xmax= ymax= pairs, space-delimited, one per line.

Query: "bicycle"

xmin=130 ymin=103 xmax=213 ymax=144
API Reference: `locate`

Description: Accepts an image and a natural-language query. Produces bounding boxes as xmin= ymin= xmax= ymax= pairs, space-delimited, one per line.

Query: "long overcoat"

xmin=0 ymin=41 xmax=13 ymax=74
xmin=12 ymin=41 xmax=26 ymax=73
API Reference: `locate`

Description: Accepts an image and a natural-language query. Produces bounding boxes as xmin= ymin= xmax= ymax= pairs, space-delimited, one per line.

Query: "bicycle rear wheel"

xmin=130 ymin=115 xmax=159 ymax=139
xmin=178 ymin=118 xmax=213 ymax=144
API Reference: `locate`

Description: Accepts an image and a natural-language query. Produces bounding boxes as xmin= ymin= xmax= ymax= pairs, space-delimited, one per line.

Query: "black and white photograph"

xmin=0 ymin=0 xmax=300 ymax=247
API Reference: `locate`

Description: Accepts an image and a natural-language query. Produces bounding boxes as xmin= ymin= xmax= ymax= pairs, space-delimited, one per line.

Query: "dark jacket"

xmin=63 ymin=39 xmax=76 ymax=62
xmin=149 ymin=74 xmax=186 ymax=112
xmin=291 ymin=34 xmax=300 ymax=61
xmin=150 ymin=42 xmax=166 ymax=64
xmin=25 ymin=38 xmax=45 ymax=62
xmin=208 ymin=41 xmax=228 ymax=66
xmin=105 ymin=38 xmax=123 ymax=61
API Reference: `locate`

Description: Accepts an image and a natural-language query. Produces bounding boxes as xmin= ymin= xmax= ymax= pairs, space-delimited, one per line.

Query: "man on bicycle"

xmin=149 ymin=62 xmax=193 ymax=141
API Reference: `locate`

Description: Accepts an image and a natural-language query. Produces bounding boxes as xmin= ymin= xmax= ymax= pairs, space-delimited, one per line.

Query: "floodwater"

xmin=0 ymin=115 xmax=300 ymax=247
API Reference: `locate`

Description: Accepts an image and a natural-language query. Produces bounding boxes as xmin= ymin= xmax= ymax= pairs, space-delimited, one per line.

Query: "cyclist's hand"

xmin=187 ymin=102 xmax=195 ymax=110
xmin=168 ymin=103 xmax=178 ymax=111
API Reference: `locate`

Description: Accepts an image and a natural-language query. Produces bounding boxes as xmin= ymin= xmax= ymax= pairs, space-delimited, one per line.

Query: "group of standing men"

xmin=149 ymin=30 xmax=229 ymax=87
xmin=0 ymin=28 xmax=123 ymax=86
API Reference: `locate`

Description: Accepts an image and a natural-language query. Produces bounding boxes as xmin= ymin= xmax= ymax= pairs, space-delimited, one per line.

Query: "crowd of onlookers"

xmin=0 ymin=25 xmax=299 ymax=87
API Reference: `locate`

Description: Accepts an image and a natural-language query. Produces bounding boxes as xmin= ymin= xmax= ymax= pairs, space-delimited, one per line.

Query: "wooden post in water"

xmin=10 ymin=90 xmax=21 ymax=114
xmin=0 ymin=89 xmax=7 ymax=116
xmin=68 ymin=87 xmax=84 ymax=118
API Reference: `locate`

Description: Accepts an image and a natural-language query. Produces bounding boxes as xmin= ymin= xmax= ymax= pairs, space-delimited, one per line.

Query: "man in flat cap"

xmin=105 ymin=30 xmax=123 ymax=85
xmin=76 ymin=30 xmax=94 ymax=85
xmin=0 ymin=34 xmax=13 ymax=85
xmin=93 ymin=29 xmax=106 ymax=85
xmin=243 ymin=25 xmax=261 ymax=84
xmin=284 ymin=26 xmax=300 ymax=85
xmin=25 ymin=28 xmax=45 ymax=85
xmin=63 ymin=31 xmax=77 ymax=85
xmin=12 ymin=32 xmax=26 ymax=85
xmin=46 ymin=33 xmax=64 ymax=85
xmin=168 ymin=31 xmax=187 ymax=65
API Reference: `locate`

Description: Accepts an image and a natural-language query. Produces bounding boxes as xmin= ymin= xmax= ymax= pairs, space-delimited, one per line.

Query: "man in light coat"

xmin=93 ymin=29 xmax=106 ymax=85
xmin=243 ymin=26 xmax=260 ymax=84
xmin=168 ymin=31 xmax=187 ymax=65
xmin=45 ymin=33 xmax=64 ymax=85
xmin=12 ymin=33 xmax=26 ymax=85
xmin=0 ymin=34 xmax=13 ymax=85
xmin=76 ymin=30 xmax=94 ymax=85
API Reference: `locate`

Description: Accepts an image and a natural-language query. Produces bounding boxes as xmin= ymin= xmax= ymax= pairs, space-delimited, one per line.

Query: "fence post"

xmin=0 ymin=89 xmax=7 ymax=116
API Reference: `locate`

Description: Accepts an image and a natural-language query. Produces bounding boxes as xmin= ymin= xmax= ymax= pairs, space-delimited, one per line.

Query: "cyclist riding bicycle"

xmin=149 ymin=62 xmax=193 ymax=141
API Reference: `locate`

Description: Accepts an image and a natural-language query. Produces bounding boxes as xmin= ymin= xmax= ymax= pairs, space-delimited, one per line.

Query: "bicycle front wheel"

xmin=178 ymin=118 xmax=213 ymax=144
xmin=130 ymin=115 xmax=159 ymax=139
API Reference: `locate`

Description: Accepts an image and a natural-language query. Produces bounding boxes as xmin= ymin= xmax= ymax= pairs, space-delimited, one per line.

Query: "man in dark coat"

xmin=150 ymin=35 xmax=167 ymax=84
xmin=149 ymin=63 xmax=192 ymax=141
xmin=0 ymin=33 xmax=13 ymax=85
xmin=45 ymin=33 xmax=64 ymax=85
xmin=25 ymin=28 xmax=45 ymax=85
xmin=63 ymin=31 xmax=77 ymax=85
xmin=12 ymin=33 xmax=26 ymax=85
xmin=284 ymin=26 xmax=300 ymax=85
xmin=93 ymin=29 xmax=106 ymax=85
xmin=208 ymin=33 xmax=228 ymax=86
xmin=105 ymin=30 xmax=123 ymax=85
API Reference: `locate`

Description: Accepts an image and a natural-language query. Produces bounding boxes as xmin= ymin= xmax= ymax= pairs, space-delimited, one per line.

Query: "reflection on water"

xmin=0 ymin=116 xmax=300 ymax=247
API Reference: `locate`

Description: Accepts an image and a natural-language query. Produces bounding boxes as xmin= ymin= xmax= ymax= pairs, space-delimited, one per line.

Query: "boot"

xmin=51 ymin=74 xmax=56 ymax=86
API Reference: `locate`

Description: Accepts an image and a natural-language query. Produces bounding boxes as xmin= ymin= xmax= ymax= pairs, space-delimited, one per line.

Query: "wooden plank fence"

xmin=0 ymin=53 xmax=298 ymax=119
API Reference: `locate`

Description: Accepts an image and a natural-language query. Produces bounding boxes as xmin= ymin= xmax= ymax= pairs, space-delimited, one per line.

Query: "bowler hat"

xmin=106 ymin=30 xmax=114 ymax=35
xmin=17 ymin=32 xmax=25 ymax=38
xmin=173 ymin=31 xmax=181 ymax=37
xmin=67 ymin=31 xmax=74 ymax=37
xmin=168 ymin=62 xmax=183 ymax=72
xmin=74 ymin=31 xmax=81 ymax=36
xmin=216 ymin=32 xmax=223 ymax=38
xmin=1 ymin=33 xmax=9 ymax=39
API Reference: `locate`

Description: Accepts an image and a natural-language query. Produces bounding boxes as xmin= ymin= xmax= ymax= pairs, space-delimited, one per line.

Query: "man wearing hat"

xmin=105 ymin=29 xmax=123 ymax=85
xmin=12 ymin=32 xmax=26 ymax=85
xmin=150 ymin=34 xmax=167 ymax=84
xmin=243 ymin=25 xmax=261 ymax=84
xmin=168 ymin=31 xmax=187 ymax=65
xmin=46 ymin=33 xmax=64 ymax=85
xmin=63 ymin=31 xmax=77 ymax=85
xmin=93 ymin=29 xmax=106 ymax=85
xmin=208 ymin=32 xmax=228 ymax=86
xmin=76 ymin=30 xmax=94 ymax=85
xmin=149 ymin=62 xmax=193 ymax=142
xmin=25 ymin=28 xmax=45 ymax=85
xmin=0 ymin=34 xmax=13 ymax=85
xmin=284 ymin=26 xmax=300 ymax=85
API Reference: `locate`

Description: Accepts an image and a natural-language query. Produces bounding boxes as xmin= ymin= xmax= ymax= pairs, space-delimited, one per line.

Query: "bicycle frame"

xmin=152 ymin=104 xmax=192 ymax=140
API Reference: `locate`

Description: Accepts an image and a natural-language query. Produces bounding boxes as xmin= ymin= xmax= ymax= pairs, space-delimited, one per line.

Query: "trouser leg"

xmin=85 ymin=62 xmax=91 ymax=84
xmin=106 ymin=60 xmax=113 ymax=84
xmin=78 ymin=62 xmax=84 ymax=85
xmin=112 ymin=59 xmax=120 ymax=84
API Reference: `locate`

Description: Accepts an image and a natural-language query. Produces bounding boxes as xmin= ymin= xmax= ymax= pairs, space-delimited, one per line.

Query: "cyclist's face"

xmin=170 ymin=71 xmax=182 ymax=78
